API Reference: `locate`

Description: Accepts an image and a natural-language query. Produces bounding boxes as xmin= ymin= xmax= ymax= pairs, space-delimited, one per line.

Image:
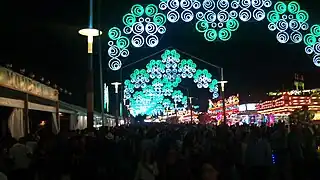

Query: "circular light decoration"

xmin=209 ymin=79 xmax=219 ymax=99
xmin=304 ymin=24 xmax=320 ymax=66
xmin=159 ymin=0 xmax=201 ymax=23
xmin=107 ymin=4 xmax=167 ymax=70
xmin=194 ymin=0 xmax=272 ymax=42
xmin=124 ymin=49 xmax=220 ymax=117
xmin=178 ymin=59 xmax=197 ymax=78
xmin=130 ymin=69 xmax=150 ymax=88
xmin=122 ymin=4 xmax=167 ymax=48
xmin=267 ymin=1 xmax=309 ymax=44
xmin=152 ymin=78 xmax=164 ymax=93
xmin=124 ymin=80 xmax=135 ymax=99
xmin=161 ymin=49 xmax=181 ymax=82
xmin=194 ymin=69 xmax=213 ymax=88
xmin=146 ymin=59 xmax=166 ymax=79
xmin=107 ymin=27 xmax=130 ymax=71
xmin=162 ymin=82 xmax=174 ymax=96
xmin=162 ymin=98 xmax=173 ymax=109
xmin=172 ymin=90 xmax=184 ymax=102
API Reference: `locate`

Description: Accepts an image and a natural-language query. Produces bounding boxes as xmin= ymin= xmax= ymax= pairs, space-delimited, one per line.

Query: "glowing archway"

xmin=124 ymin=49 xmax=219 ymax=117
xmin=107 ymin=0 xmax=320 ymax=70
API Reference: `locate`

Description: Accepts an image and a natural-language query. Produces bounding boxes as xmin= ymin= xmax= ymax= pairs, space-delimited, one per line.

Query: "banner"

xmin=0 ymin=67 xmax=59 ymax=101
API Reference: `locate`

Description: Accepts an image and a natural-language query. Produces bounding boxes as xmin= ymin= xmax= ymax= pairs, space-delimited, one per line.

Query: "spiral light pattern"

xmin=304 ymin=24 xmax=320 ymax=66
xmin=192 ymin=0 xmax=272 ymax=42
xmin=107 ymin=4 xmax=167 ymax=70
xmin=124 ymin=49 xmax=219 ymax=117
xmin=108 ymin=58 xmax=122 ymax=71
xmin=267 ymin=1 xmax=309 ymax=44
xmin=107 ymin=0 xmax=319 ymax=71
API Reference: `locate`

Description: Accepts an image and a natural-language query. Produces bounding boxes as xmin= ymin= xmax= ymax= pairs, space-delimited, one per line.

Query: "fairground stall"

xmin=237 ymin=103 xmax=266 ymax=125
xmin=0 ymin=66 xmax=60 ymax=139
xmin=0 ymin=67 xmax=112 ymax=139
xmin=207 ymin=95 xmax=239 ymax=125
xmin=257 ymin=89 xmax=320 ymax=124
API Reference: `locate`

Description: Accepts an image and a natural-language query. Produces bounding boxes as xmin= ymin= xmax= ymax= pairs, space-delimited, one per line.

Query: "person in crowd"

xmin=9 ymin=137 xmax=32 ymax=180
xmin=0 ymin=172 xmax=7 ymax=180
xmin=288 ymin=124 xmax=305 ymax=180
xmin=245 ymin=127 xmax=272 ymax=180
xmin=134 ymin=147 xmax=158 ymax=180
xmin=270 ymin=123 xmax=289 ymax=180
xmin=0 ymin=122 xmax=319 ymax=180
xmin=199 ymin=162 xmax=219 ymax=180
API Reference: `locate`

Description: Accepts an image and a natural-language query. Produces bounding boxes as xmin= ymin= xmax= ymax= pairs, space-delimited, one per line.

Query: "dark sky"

xmin=3 ymin=0 xmax=320 ymax=113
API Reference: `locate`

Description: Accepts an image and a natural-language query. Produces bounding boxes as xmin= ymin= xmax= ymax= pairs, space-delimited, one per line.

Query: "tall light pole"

xmin=78 ymin=0 xmax=102 ymax=131
xmin=97 ymin=0 xmax=104 ymax=126
xmin=112 ymin=82 xmax=121 ymax=126
xmin=218 ymin=68 xmax=228 ymax=124
xmin=189 ymin=97 xmax=194 ymax=123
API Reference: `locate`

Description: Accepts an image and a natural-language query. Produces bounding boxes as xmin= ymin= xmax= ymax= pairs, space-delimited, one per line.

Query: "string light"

xmin=194 ymin=69 xmax=212 ymax=88
xmin=124 ymin=49 xmax=219 ymax=117
xmin=108 ymin=4 xmax=167 ymax=70
xmin=106 ymin=0 xmax=320 ymax=69
xmin=267 ymin=1 xmax=309 ymax=44
xmin=304 ymin=24 xmax=320 ymax=66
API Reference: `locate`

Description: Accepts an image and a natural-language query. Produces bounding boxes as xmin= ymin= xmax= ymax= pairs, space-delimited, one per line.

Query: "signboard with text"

xmin=0 ymin=67 xmax=59 ymax=101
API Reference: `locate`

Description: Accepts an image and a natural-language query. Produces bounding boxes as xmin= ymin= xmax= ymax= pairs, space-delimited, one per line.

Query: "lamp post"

xmin=218 ymin=68 xmax=228 ymax=124
xmin=189 ymin=97 xmax=195 ymax=123
xmin=78 ymin=0 xmax=102 ymax=131
xmin=112 ymin=82 xmax=121 ymax=126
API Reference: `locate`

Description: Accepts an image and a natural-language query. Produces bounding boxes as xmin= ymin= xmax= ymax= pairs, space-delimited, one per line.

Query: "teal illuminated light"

xmin=124 ymin=49 xmax=219 ymax=117
xmin=267 ymin=1 xmax=309 ymax=44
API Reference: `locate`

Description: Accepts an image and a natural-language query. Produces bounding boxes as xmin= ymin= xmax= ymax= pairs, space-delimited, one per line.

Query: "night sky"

xmin=3 ymin=0 xmax=320 ymax=113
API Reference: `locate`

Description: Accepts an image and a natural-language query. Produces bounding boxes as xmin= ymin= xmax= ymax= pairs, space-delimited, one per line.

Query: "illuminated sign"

xmin=267 ymin=89 xmax=320 ymax=96
xmin=0 ymin=67 xmax=58 ymax=101
xmin=239 ymin=104 xmax=246 ymax=112
xmin=246 ymin=104 xmax=257 ymax=111
xmin=239 ymin=103 xmax=257 ymax=112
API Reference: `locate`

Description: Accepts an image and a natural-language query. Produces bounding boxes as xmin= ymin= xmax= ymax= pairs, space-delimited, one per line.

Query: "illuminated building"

xmin=208 ymin=95 xmax=239 ymax=123
xmin=257 ymin=90 xmax=320 ymax=122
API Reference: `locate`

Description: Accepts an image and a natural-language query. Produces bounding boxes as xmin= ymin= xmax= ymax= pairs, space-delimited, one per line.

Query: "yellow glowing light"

xmin=78 ymin=28 xmax=102 ymax=37
xmin=78 ymin=28 xmax=102 ymax=54
xmin=218 ymin=81 xmax=228 ymax=92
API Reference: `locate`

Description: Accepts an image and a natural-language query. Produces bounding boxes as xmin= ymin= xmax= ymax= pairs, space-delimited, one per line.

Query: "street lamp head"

xmin=218 ymin=80 xmax=228 ymax=84
xmin=218 ymin=80 xmax=228 ymax=92
xmin=111 ymin=82 xmax=122 ymax=93
xmin=79 ymin=28 xmax=102 ymax=53
xmin=78 ymin=28 xmax=102 ymax=37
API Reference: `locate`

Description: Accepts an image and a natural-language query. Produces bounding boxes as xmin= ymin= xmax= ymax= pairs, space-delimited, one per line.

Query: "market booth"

xmin=256 ymin=90 xmax=320 ymax=123
xmin=0 ymin=67 xmax=59 ymax=139
xmin=0 ymin=67 xmax=118 ymax=139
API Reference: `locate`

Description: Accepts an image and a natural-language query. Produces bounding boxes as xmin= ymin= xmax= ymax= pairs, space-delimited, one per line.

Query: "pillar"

xmin=24 ymin=93 xmax=29 ymax=136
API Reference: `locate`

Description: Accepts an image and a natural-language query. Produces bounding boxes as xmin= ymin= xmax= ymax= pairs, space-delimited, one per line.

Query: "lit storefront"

xmin=207 ymin=95 xmax=239 ymax=124
xmin=257 ymin=91 xmax=320 ymax=123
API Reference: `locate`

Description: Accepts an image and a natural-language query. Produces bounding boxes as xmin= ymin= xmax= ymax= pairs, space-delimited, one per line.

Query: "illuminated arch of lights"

xmin=108 ymin=1 xmax=320 ymax=70
xmin=124 ymin=49 xmax=219 ymax=117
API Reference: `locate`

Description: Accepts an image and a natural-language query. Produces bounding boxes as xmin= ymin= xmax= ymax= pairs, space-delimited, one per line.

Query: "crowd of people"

xmin=0 ymin=123 xmax=320 ymax=180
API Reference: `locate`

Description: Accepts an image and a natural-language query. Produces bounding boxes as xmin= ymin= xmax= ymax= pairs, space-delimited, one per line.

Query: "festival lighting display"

xmin=267 ymin=1 xmax=309 ymax=44
xmin=124 ymin=49 xmax=219 ymax=117
xmin=107 ymin=1 xmax=320 ymax=69
xmin=304 ymin=24 xmax=320 ymax=66
xmin=208 ymin=94 xmax=240 ymax=115
xmin=256 ymin=93 xmax=320 ymax=115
